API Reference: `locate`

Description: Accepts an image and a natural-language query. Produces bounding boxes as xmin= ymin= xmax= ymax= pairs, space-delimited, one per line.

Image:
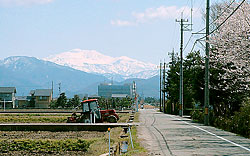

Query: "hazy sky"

xmin=0 ymin=0 xmax=220 ymax=64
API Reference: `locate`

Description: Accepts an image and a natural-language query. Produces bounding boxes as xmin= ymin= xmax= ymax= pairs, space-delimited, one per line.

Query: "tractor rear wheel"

xmin=107 ymin=115 xmax=117 ymax=123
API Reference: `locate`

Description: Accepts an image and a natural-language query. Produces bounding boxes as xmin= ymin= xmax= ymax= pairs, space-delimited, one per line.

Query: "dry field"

xmin=0 ymin=112 xmax=148 ymax=155
xmin=0 ymin=130 xmax=115 ymax=155
xmin=0 ymin=113 xmax=130 ymax=123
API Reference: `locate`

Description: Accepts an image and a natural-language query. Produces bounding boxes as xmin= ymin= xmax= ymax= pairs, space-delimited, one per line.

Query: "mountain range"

xmin=44 ymin=49 xmax=158 ymax=81
xmin=0 ymin=52 xmax=159 ymax=98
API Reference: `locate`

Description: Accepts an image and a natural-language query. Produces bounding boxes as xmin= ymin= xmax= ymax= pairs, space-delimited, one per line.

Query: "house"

xmin=15 ymin=96 xmax=29 ymax=108
xmin=30 ymin=89 xmax=52 ymax=108
xmin=0 ymin=87 xmax=17 ymax=108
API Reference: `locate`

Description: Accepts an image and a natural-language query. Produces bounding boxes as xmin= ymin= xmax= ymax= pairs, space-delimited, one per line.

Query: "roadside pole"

xmin=136 ymin=94 xmax=138 ymax=112
xmin=108 ymin=128 xmax=111 ymax=156
xmin=90 ymin=111 xmax=92 ymax=123
xmin=176 ymin=12 xmax=191 ymax=117
xmin=204 ymin=0 xmax=210 ymax=126
xmin=128 ymin=126 xmax=134 ymax=148
xmin=163 ymin=62 xmax=166 ymax=113
xmin=160 ymin=62 xmax=162 ymax=112
xmin=4 ymin=99 xmax=5 ymax=111
xmin=93 ymin=112 xmax=96 ymax=124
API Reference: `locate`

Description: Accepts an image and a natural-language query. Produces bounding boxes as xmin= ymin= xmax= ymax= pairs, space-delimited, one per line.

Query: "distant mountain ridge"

xmin=44 ymin=49 xmax=158 ymax=81
xmin=0 ymin=56 xmax=107 ymax=97
xmin=0 ymin=56 xmax=159 ymax=98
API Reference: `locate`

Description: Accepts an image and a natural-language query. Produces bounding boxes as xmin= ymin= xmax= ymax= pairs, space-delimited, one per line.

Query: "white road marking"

xmin=166 ymin=114 xmax=250 ymax=152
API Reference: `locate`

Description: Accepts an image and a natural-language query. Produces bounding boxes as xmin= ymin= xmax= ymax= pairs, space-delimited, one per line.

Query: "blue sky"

xmin=0 ymin=0 xmax=220 ymax=64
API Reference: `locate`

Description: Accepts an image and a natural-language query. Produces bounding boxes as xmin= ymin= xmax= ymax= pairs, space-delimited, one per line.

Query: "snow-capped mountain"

xmin=44 ymin=49 xmax=158 ymax=80
xmin=0 ymin=56 xmax=159 ymax=97
xmin=0 ymin=56 xmax=107 ymax=97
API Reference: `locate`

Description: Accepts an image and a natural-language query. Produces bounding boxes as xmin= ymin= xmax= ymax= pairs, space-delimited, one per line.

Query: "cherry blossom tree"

xmin=209 ymin=1 xmax=250 ymax=116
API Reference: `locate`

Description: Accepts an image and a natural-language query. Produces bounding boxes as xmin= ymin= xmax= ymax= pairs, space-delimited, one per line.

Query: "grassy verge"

xmin=117 ymin=113 xmax=130 ymax=123
xmin=123 ymin=112 xmax=147 ymax=156
xmin=88 ymin=112 xmax=147 ymax=155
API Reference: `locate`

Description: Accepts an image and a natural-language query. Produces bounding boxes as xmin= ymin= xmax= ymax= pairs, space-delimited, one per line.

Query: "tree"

xmin=165 ymin=50 xmax=180 ymax=114
xmin=56 ymin=93 xmax=67 ymax=108
xmin=71 ymin=95 xmax=80 ymax=108
xmin=144 ymin=97 xmax=157 ymax=104
xmin=209 ymin=1 xmax=250 ymax=116
xmin=183 ymin=51 xmax=205 ymax=109
xmin=165 ymin=50 xmax=204 ymax=114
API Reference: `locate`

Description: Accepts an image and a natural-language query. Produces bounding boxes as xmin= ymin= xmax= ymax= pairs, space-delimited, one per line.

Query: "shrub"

xmin=231 ymin=100 xmax=250 ymax=138
xmin=190 ymin=109 xmax=204 ymax=123
xmin=211 ymin=100 xmax=250 ymax=138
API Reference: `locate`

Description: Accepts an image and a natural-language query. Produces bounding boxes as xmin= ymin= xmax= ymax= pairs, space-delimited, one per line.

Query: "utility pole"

xmin=163 ymin=62 xmax=166 ymax=113
xmin=52 ymin=81 xmax=54 ymax=99
xmin=58 ymin=83 xmax=61 ymax=95
xmin=133 ymin=81 xmax=138 ymax=112
xmin=159 ymin=62 xmax=162 ymax=112
xmin=176 ymin=14 xmax=189 ymax=117
xmin=204 ymin=0 xmax=210 ymax=126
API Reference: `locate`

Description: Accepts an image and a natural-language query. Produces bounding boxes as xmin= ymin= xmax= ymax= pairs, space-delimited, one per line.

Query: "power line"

xmin=198 ymin=0 xmax=247 ymax=40
xmin=183 ymin=34 xmax=193 ymax=51
xmin=194 ymin=0 xmax=237 ymax=34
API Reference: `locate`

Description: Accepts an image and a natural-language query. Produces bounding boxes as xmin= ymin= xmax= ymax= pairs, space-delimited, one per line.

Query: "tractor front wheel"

xmin=107 ymin=115 xmax=117 ymax=123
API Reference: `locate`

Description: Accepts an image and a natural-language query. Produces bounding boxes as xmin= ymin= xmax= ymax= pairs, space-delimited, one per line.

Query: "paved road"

xmin=137 ymin=109 xmax=250 ymax=156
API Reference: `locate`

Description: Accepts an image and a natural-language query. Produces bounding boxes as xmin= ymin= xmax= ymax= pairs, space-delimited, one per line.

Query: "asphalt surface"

xmin=137 ymin=109 xmax=250 ymax=156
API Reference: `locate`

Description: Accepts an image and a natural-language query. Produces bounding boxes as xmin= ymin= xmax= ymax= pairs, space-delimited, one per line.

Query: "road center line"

xmin=166 ymin=114 xmax=250 ymax=152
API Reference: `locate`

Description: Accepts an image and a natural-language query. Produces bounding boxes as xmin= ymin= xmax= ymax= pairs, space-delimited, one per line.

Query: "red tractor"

xmin=67 ymin=99 xmax=119 ymax=123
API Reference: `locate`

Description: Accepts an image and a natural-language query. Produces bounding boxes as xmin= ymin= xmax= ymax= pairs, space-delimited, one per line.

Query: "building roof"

xmin=16 ymin=96 xmax=28 ymax=101
xmin=82 ymin=99 xmax=98 ymax=103
xmin=30 ymin=90 xmax=35 ymax=95
xmin=89 ymin=95 xmax=100 ymax=98
xmin=33 ymin=89 xmax=52 ymax=96
xmin=0 ymin=87 xmax=16 ymax=93
xmin=111 ymin=94 xmax=128 ymax=98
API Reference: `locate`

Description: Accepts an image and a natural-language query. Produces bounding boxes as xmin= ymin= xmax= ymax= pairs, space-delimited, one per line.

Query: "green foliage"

xmin=165 ymin=51 xmax=180 ymax=114
xmin=210 ymin=61 xmax=250 ymax=117
xmin=66 ymin=95 xmax=81 ymax=108
xmin=98 ymin=97 xmax=132 ymax=110
xmin=55 ymin=93 xmax=67 ymax=108
xmin=231 ymin=100 xmax=250 ymax=138
xmin=144 ymin=97 xmax=157 ymax=104
xmin=165 ymin=50 xmax=204 ymax=114
xmin=190 ymin=109 xmax=204 ymax=123
xmin=49 ymin=100 xmax=57 ymax=108
xmin=212 ymin=100 xmax=250 ymax=138
xmin=0 ymin=139 xmax=91 ymax=152
xmin=28 ymin=96 xmax=35 ymax=108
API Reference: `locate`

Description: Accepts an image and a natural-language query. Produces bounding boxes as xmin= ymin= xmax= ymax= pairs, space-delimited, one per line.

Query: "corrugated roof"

xmin=0 ymin=87 xmax=16 ymax=93
xmin=34 ymin=89 xmax=52 ymax=96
